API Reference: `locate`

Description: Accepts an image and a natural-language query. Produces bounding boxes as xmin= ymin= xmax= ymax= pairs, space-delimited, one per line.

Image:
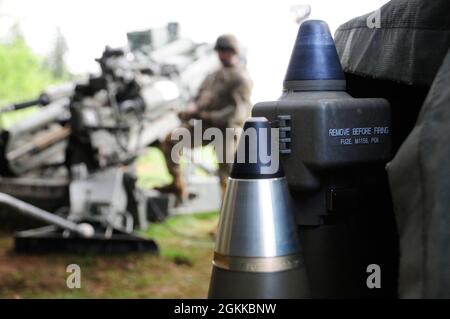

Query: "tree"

xmin=46 ymin=27 xmax=69 ymax=80
xmin=0 ymin=23 xmax=60 ymax=127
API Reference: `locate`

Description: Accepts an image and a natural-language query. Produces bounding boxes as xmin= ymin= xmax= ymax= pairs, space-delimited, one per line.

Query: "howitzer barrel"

xmin=40 ymin=82 xmax=75 ymax=103
xmin=2 ymin=99 xmax=42 ymax=113
xmin=1 ymin=82 xmax=75 ymax=113
xmin=6 ymin=126 xmax=71 ymax=162
xmin=1 ymin=99 xmax=70 ymax=176
xmin=6 ymin=99 xmax=68 ymax=137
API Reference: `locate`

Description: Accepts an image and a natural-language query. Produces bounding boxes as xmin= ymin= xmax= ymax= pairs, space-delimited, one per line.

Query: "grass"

xmin=0 ymin=212 xmax=219 ymax=298
xmin=136 ymin=147 xmax=173 ymax=189
xmin=136 ymin=147 xmax=219 ymax=189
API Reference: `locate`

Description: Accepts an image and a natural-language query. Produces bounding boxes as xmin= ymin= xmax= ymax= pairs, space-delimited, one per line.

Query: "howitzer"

xmin=0 ymin=30 xmax=218 ymax=254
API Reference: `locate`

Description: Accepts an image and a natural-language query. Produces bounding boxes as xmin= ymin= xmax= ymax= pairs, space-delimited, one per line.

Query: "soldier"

xmin=156 ymin=34 xmax=253 ymax=203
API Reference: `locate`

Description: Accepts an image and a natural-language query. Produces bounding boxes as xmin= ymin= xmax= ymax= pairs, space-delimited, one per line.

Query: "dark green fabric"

xmin=335 ymin=0 xmax=450 ymax=86
xmin=335 ymin=0 xmax=450 ymax=298
xmin=387 ymin=51 xmax=450 ymax=298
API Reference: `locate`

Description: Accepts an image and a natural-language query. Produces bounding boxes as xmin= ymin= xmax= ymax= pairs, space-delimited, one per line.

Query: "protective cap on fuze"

xmin=283 ymin=20 xmax=345 ymax=91
xmin=230 ymin=117 xmax=284 ymax=179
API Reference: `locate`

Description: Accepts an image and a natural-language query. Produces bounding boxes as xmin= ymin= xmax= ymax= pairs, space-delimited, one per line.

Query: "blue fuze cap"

xmin=283 ymin=20 xmax=345 ymax=91
xmin=230 ymin=118 xmax=284 ymax=179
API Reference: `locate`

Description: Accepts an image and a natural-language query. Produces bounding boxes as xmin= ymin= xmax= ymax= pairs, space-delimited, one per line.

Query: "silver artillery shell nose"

xmin=208 ymin=117 xmax=310 ymax=299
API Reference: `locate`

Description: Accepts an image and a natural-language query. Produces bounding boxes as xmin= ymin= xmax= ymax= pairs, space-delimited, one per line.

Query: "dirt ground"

xmin=0 ymin=213 xmax=218 ymax=298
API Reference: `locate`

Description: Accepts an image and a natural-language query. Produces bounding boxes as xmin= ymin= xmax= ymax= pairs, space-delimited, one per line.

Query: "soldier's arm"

xmin=180 ymin=74 xmax=214 ymax=122
xmin=203 ymin=75 xmax=252 ymax=127
xmin=194 ymin=73 xmax=214 ymax=104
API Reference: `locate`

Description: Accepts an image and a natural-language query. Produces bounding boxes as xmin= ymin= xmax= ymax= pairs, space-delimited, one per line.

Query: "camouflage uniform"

xmin=160 ymin=64 xmax=253 ymax=192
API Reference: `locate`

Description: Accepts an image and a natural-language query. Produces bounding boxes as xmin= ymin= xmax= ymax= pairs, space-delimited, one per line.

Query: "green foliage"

xmin=0 ymin=37 xmax=56 ymax=106
xmin=137 ymin=147 xmax=173 ymax=189
xmin=0 ymin=29 xmax=65 ymax=128
xmin=137 ymin=146 xmax=219 ymax=190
